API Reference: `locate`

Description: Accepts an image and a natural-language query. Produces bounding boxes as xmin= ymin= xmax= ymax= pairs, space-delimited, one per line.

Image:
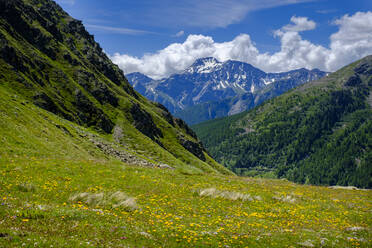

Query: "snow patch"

xmin=196 ymin=59 xmax=222 ymax=73
xmin=250 ymin=84 xmax=255 ymax=93
xmin=262 ymin=78 xmax=275 ymax=85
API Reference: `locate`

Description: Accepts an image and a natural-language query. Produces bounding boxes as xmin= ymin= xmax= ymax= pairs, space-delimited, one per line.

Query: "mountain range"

xmin=127 ymin=57 xmax=327 ymax=124
xmin=193 ymin=55 xmax=372 ymax=188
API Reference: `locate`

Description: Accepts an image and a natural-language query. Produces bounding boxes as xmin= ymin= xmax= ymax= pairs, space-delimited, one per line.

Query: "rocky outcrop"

xmin=175 ymin=118 xmax=198 ymax=139
xmin=74 ymin=70 xmax=119 ymax=107
xmin=77 ymin=129 xmax=173 ymax=169
xmin=155 ymin=102 xmax=175 ymax=126
xmin=130 ymin=103 xmax=163 ymax=141
xmin=177 ymin=134 xmax=206 ymax=161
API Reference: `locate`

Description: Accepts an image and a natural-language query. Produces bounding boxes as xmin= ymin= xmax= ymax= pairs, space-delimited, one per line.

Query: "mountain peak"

xmin=193 ymin=57 xmax=220 ymax=64
xmin=187 ymin=57 xmax=222 ymax=74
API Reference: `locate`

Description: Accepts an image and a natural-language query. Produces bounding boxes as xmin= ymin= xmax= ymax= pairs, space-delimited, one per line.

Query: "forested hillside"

xmin=193 ymin=56 xmax=372 ymax=188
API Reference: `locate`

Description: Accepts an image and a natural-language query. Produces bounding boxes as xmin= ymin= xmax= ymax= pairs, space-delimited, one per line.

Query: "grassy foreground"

xmin=1 ymin=156 xmax=371 ymax=247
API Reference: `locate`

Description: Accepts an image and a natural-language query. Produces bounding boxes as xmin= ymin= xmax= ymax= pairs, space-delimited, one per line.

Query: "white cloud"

xmin=111 ymin=35 xmax=218 ymax=79
xmin=174 ymin=30 xmax=185 ymax=37
xmin=327 ymin=11 xmax=372 ymax=70
xmin=276 ymin=16 xmax=316 ymax=34
xmin=85 ymin=24 xmax=155 ymax=35
xmin=111 ymin=12 xmax=372 ymax=79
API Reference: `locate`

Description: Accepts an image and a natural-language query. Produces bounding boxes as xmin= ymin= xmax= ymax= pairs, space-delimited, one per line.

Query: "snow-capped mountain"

xmin=126 ymin=57 xmax=327 ymax=124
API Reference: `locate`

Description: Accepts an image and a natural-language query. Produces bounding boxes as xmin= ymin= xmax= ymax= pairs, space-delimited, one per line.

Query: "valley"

xmin=0 ymin=0 xmax=371 ymax=247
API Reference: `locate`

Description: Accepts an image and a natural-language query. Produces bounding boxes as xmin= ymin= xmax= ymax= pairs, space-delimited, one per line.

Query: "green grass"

xmin=1 ymin=157 xmax=371 ymax=247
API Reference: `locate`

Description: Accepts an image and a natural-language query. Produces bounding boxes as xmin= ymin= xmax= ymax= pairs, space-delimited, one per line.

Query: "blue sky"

xmin=55 ymin=0 xmax=372 ymax=78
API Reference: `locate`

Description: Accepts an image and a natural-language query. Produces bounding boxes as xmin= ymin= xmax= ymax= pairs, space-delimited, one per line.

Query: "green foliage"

xmin=193 ymin=56 xmax=372 ymax=188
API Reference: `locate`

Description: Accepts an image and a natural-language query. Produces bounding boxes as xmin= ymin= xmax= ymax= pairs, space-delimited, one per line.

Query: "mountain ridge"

xmin=127 ymin=57 xmax=327 ymax=124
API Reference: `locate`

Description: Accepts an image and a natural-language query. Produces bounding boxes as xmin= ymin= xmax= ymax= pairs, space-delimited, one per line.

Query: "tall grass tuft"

xmin=69 ymin=191 xmax=138 ymax=211
xmin=198 ymin=188 xmax=253 ymax=201
xmin=272 ymin=194 xmax=296 ymax=203
xmin=17 ymin=183 xmax=37 ymax=192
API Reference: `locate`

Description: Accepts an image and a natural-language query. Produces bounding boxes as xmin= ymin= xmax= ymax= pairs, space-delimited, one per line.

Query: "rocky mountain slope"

xmin=0 ymin=0 xmax=230 ymax=175
xmin=193 ymin=56 xmax=372 ymax=188
xmin=127 ymin=58 xmax=326 ymax=124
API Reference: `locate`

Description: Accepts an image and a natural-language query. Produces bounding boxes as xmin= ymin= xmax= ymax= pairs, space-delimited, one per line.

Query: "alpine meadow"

xmin=0 ymin=0 xmax=371 ymax=247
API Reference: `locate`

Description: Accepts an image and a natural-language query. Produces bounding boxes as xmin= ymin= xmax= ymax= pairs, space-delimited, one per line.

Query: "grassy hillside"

xmin=0 ymin=0 xmax=230 ymax=175
xmin=1 ymin=67 xmax=369 ymax=247
xmin=193 ymin=56 xmax=372 ymax=188
xmin=1 ymin=147 xmax=371 ymax=247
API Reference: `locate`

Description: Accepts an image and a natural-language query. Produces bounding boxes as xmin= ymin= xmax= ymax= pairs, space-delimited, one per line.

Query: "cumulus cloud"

xmin=276 ymin=16 xmax=316 ymax=34
xmin=111 ymin=12 xmax=372 ymax=79
xmin=327 ymin=11 xmax=372 ymax=70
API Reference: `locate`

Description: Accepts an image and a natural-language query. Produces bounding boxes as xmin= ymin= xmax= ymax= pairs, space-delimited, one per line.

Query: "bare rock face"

xmin=177 ymin=134 xmax=206 ymax=161
xmin=130 ymin=103 xmax=163 ymax=141
xmin=174 ymin=118 xmax=198 ymax=139
xmin=155 ymin=102 xmax=175 ymax=126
